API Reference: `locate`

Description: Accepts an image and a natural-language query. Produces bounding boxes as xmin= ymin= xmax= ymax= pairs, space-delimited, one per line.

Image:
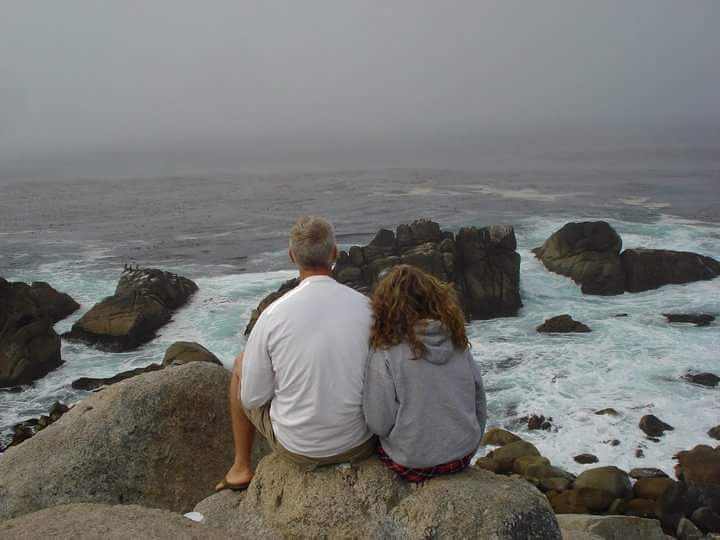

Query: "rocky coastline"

xmin=1 ymin=218 xmax=719 ymax=538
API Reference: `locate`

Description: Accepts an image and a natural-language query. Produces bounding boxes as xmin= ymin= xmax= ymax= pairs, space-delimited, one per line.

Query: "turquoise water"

xmin=3 ymin=212 xmax=718 ymax=475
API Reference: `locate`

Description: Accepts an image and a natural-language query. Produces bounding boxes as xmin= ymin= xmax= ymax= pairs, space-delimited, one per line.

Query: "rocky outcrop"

xmin=195 ymin=453 xmax=561 ymax=539
xmin=335 ymin=219 xmax=522 ymax=319
xmin=0 ymin=278 xmax=78 ymax=387
xmin=622 ymin=249 xmax=720 ymax=293
xmin=64 ymin=267 xmax=198 ymax=351
xmin=664 ymin=313 xmax=715 ymax=327
xmin=533 ymin=221 xmax=720 ymax=295
xmin=536 ymin=314 xmax=591 ymax=333
xmin=162 ymin=341 xmax=222 ymax=367
xmin=72 ymin=363 xmax=164 ymax=391
xmin=532 ymin=221 xmax=625 ymax=295
xmin=683 ymin=372 xmax=719 ymax=388
xmin=0 ymin=362 xmax=269 ymax=520
xmin=0 ymin=503 xmax=228 ymax=540
xmin=0 ymin=401 xmax=69 ymax=453
xmin=639 ymin=414 xmax=674 ymax=438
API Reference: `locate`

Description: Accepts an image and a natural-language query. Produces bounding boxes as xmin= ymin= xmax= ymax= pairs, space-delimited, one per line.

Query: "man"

xmin=216 ymin=216 xmax=375 ymax=491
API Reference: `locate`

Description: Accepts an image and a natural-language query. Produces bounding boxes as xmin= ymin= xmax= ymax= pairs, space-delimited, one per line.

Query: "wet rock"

xmin=532 ymin=221 xmax=625 ymax=295
xmin=639 ymin=414 xmax=674 ymax=437
xmin=633 ymin=477 xmax=676 ymax=500
xmin=480 ymin=427 xmax=521 ymax=446
xmin=72 ymin=364 xmax=164 ymax=391
xmin=64 ymin=267 xmax=198 ymax=352
xmin=710 ymin=426 xmax=720 ymax=440
xmin=630 ymin=468 xmax=669 ymax=480
xmin=0 ymin=278 xmax=66 ymax=387
xmin=691 ymin=506 xmax=720 ymax=534
xmin=556 ymin=515 xmax=667 ymax=540
xmin=536 ymin=314 xmax=591 ymax=333
xmin=677 ymin=516 xmax=704 ymax=540
xmin=525 ymin=414 xmax=554 ymax=430
xmin=574 ymin=466 xmax=632 ymax=499
xmin=595 ymin=408 xmax=619 ymax=416
xmin=636 ymin=448 xmax=645 ymax=458
xmin=161 ymin=341 xmax=222 ymax=367
xmin=664 ymin=313 xmax=715 ymax=327
xmin=683 ymin=371 xmax=720 ymax=388
xmin=488 ymin=440 xmax=541 ymax=473
xmin=574 ymin=454 xmax=599 ymax=464
xmin=622 ymin=248 xmax=720 ymax=293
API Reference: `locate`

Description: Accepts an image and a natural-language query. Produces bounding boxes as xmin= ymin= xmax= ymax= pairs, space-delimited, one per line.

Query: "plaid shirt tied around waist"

xmin=377 ymin=445 xmax=472 ymax=483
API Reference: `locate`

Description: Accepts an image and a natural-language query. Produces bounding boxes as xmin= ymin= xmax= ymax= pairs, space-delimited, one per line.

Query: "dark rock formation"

xmin=0 ymin=402 xmax=70 ymax=453
xmin=595 ymin=407 xmax=619 ymax=416
xmin=532 ymin=221 xmax=625 ymax=295
xmin=161 ymin=341 xmax=222 ymax=367
xmin=639 ymin=415 xmax=674 ymax=437
xmin=0 ymin=278 xmax=78 ymax=387
xmin=0 ymin=363 xmax=269 ymax=520
xmin=64 ymin=268 xmax=198 ymax=351
xmin=664 ymin=313 xmax=715 ymax=326
xmin=709 ymin=426 xmax=720 ymax=440
xmin=622 ymin=249 xmax=720 ymax=293
xmin=245 ymin=220 xmax=522 ymax=335
xmin=72 ymin=364 xmax=164 ymax=391
xmin=533 ymin=221 xmax=720 ymax=295
xmin=574 ymin=454 xmax=599 ymax=464
xmin=683 ymin=371 xmax=719 ymax=387
xmin=690 ymin=506 xmax=720 ymax=534
xmin=536 ymin=314 xmax=591 ymax=333
xmin=524 ymin=414 xmax=553 ymax=430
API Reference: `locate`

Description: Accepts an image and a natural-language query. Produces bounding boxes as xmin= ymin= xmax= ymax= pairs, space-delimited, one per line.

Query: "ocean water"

xmin=1 ymin=141 xmax=719 ymax=475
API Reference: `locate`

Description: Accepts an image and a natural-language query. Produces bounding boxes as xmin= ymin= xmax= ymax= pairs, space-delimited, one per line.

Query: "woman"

xmin=363 ymin=265 xmax=486 ymax=482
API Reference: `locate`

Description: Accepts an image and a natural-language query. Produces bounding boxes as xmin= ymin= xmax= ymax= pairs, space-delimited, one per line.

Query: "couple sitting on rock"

xmin=216 ymin=216 xmax=487 ymax=491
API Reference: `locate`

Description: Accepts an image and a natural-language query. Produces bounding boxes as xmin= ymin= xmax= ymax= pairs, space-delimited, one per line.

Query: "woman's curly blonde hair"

xmin=369 ymin=265 xmax=469 ymax=356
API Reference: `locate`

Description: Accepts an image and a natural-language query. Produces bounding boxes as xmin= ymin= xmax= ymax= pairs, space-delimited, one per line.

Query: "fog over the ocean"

xmin=1 ymin=1 xmax=719 ymax=177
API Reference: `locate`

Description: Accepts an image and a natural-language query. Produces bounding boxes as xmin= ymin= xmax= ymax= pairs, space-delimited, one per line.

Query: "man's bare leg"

xmin=216 ymin=352 xmax=255 ymax=489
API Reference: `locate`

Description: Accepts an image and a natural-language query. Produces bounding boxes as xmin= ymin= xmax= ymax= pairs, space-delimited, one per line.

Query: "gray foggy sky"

xmin=1 ymin=1 xmax=719 ymax=157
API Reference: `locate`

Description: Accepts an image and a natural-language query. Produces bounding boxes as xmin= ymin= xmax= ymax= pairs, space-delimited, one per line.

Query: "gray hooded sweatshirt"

xmin=362 ymin=320 xmax=487 ymax=469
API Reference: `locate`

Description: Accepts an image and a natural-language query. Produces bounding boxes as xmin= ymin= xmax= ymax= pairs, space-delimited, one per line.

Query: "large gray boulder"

xmin=64 ymin=267 xmax=198 ymax=351
xmin=195 ymin=452 xmax=561 ymax=539
xmin=532 ymin=221 xmax=625 ymax=295
xmin=0 ymin=503 xmax=229 ymax=540
xmin=0 ymin=278 xmax=78 ymax=387
xmin=0 ymin=362 xmax=267 ymax=520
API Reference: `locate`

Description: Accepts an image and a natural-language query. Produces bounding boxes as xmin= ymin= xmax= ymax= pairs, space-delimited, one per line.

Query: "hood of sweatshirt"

xmin=418 ymin=319 xmax=455 ymax=365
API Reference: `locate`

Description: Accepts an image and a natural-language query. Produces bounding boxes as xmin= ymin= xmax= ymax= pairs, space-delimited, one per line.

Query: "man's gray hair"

xmin=289 ymin=216 xmax=336 ymax=269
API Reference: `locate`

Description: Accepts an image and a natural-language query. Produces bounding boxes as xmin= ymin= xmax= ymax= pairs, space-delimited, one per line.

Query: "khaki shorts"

xmin=244 ymin=402 xmax=376 ymax=470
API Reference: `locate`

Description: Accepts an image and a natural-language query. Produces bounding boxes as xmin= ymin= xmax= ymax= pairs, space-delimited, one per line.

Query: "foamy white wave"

xmin=2 ymin=216 xmax=719 ymax=478
xmin=462 ymin=184 xmax=591 ymax=203
xmin=619 ymin=196 xmax=671 ymax=210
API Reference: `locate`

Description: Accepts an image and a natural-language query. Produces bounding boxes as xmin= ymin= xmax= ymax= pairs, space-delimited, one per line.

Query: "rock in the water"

xmin=537 ymin=314 xmax=591 ymax=333
xmin=0 ymin=401 xmax=70 ymax=452
xmin=574 ymin=466 xmax=632 ymax=499
xmin=333 ymin=219 xmax=522 ymax=319
xmin=574 ymin=453 xmax=599 ymax=464
xmin=525 ymin=414 xmax=554 ymax=430
xmin=630 ymin=468 xmax=669 ymax=480
xmin=197 ymin=453 xmax=561 ymax=539
xmin=683 ymin=371 xmax=720 ymax=388
xmin=532 ymin=221 xmax=625 ymax=295
xmin=480 ymin=427 xmax=521 ymax=446
xmin=162 ymin=341 xmax=222 ymax=367
xmin=0 ymin=363 xmax=269 ymax=520
xmin=488 ymin=439 xmax=541 ymax=473
xmin=64 ymin=267 xmax=198 ymax=351
xmin=595 ymin=408 xmax=620 ymax=416
xmin=71 ymin=363 xmax=164 ymax=391
xmin=664 ymin=313 xmax=715 ymax=326
xmin=0 ymin=278 xmax=69 ymax=387
xmin=26 ymin=281 xmax=80 ymax=323
xmin=674 ymin=445 xmax=720 ymax=484
xmin=622 ymin=249 xmax=720 ymax=293
xmin=556 ymin=514 xmax=667 ymax=540
xmin=0 ymin=503 xmax=228 ymax=540
xmin=709 ymin=426 xmax=720 ymax=440
xmin=639 ymin=414 xmax=674 ymax=437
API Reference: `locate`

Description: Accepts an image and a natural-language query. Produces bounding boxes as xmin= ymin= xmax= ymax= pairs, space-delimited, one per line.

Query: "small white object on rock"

xmin=184 ymin=511 xmax=205 ymax=523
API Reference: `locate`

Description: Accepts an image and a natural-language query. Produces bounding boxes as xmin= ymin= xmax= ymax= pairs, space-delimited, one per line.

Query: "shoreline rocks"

xmin=537 ymin=314 xmax=591 ymax=333
xmin=0 ymin=278 xmax=78 ymax=387
xmin=63 ymin=267 xmax=198 ymax=352
xmin=533 ymin=221 xmax=720 ymax=295
xmin=639 ymin=414 xmax=675 ymax=438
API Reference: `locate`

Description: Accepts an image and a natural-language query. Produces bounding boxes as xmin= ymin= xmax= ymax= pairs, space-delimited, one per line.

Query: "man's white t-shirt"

xmin=240 ymin=275 xmax=373 ymax=458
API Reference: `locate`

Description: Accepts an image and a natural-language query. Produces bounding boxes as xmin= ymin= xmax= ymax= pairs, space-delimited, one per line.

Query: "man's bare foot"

xmin=215 ymin=463 xmax=254 ymax=491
